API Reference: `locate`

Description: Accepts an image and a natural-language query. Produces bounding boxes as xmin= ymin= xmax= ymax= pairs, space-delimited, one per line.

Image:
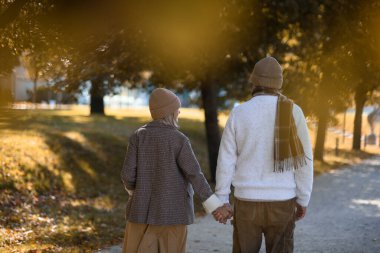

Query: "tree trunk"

xmin=90 ymin=78 xmax=105 ymax=115
xmin=352 ymin=89 xmax=367 ymax=150
xmin=200 ymin=79 xmax=221 ymax=182
xmin=32 ymin=78 xmax=37 ymax=104
xmin=314 ymin=103 xmax=329 ymax=161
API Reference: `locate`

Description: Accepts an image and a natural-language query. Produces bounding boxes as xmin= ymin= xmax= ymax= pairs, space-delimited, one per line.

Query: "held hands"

xmin=212 ymin=202 xmax=305 ymax=224
xmin=212 ymin=204 xmax=233 ymax=224
xmin=295 ymin=202 xmax=307 ymax=221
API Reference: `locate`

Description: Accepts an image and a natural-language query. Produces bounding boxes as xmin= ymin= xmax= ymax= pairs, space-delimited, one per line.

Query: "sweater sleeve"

xmin=121 ymin=133 xmax=138 ymax=192
xmin=215 ymin=110 xmax=237 ymax=204
xmin=293 ymin=105 xmax=314 ymax=207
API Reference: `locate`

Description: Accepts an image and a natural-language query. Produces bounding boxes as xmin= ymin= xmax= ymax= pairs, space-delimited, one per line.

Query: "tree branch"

xmin=0 ymin=0 xmax=28 ymax=29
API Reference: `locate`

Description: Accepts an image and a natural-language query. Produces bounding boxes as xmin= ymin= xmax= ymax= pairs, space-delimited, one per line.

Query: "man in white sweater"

xmin=214 ymin=57 xmax=313 ymax=253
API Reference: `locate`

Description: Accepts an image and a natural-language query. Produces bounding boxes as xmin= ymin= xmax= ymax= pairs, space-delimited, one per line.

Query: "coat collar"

xmin=144 ymin=120 xmax=177 ymax=130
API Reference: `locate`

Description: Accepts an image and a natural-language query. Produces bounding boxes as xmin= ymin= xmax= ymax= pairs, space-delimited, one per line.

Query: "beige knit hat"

xmin=249 ymin=56 xmax=283 ymax=89
xmin=149 ymin=88 xmax=181 ymax=120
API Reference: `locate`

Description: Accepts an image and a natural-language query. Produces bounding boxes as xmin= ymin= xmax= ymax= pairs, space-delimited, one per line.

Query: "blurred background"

xmin=1 ymin=0 xmax=380 ymax=252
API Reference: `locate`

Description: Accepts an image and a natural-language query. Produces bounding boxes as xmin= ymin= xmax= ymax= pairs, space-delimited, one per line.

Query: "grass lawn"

xmin=0 ymin=105 xmax=378 ymax=252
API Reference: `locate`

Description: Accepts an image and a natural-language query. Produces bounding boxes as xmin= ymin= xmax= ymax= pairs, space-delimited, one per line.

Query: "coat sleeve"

xmin=215 ymin=110 xmax=237 ymax=204
xmin=177 ymin=139 xmax=222 ymax=213
xmin=121 ymin=133 xmax=138 ymax=193
xmin=293 ymin=105 xmax=314 ymax=207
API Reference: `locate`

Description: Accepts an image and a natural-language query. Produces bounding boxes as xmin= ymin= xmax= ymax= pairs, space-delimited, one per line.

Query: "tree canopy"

xmin=1 ymin=0 xmax=380 ymax=165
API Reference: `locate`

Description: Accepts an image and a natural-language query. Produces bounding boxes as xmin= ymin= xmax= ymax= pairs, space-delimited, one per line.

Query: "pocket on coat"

xmin=187 ymin=185 xmax=194 ymax=197
xmin=183 ymin=185 xmax=194 ymax=217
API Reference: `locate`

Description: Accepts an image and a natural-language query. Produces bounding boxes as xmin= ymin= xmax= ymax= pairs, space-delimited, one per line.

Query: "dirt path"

xmin=97 ymin=157 xmax=380 ymax=253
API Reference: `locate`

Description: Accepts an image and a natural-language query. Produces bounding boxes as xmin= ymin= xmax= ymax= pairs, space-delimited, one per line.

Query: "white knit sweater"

xmin=215 ymin=95 xmax=313 ymax=207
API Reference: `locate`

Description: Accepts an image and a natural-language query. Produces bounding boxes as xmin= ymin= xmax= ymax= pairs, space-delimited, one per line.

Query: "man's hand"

xmin=295 ymin=203 xmax=307 ymax=221
xmin=212 ymin=204 xmax=233 ymax=224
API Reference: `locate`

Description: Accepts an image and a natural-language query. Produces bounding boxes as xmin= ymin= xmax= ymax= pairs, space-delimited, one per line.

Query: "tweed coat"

xmin=121 ymin=120 xmax=213 ymax=225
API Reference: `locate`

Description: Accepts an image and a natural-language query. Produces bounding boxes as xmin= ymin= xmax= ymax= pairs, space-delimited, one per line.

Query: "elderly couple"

xmin=120 ymin=56 xmax=313 ymax=253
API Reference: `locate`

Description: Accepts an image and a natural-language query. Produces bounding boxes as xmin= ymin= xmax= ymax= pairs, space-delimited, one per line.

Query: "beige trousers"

xmin=122 ymin=222 xmax=187 ymax=253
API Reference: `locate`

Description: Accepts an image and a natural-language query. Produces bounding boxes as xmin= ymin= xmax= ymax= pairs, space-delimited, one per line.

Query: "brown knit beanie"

xmin=249 ymin=56 xmax=283 ymax=89
xmin=149 ymin=88 xmax=181 ymax=120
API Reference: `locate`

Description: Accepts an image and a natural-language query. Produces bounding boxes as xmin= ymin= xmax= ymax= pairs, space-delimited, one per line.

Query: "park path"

xmin=97 ymin=157 xmax=380 ymax=253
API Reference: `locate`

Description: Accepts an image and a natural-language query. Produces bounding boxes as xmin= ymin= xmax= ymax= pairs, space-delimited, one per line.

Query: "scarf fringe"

xmin=274 ymin=154 xmax=308 ymax=173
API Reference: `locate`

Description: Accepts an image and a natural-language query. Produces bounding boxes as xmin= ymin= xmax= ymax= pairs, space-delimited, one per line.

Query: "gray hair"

xmin=158 ymin=112 xmax=179 ymax=128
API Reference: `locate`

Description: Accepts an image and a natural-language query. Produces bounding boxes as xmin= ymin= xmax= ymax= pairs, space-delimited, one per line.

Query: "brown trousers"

xmin=122 ymin=222 xmax=187 ymax=253
xmin=233 ymin=198 xmax=296 ymax=253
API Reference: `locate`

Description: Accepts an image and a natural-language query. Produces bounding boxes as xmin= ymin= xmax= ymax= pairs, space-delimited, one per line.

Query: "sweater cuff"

xmin=202 ymin=194 xmax=223 ymax=214
xmin=216 ymin=194 xmax=230 ymax=204
xmin=296 ymin=198 xmax=309 ymax=207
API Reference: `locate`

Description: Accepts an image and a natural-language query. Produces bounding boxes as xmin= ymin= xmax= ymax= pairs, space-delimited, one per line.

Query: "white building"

xmin=0 ymin=65 xmax=46 ymax=102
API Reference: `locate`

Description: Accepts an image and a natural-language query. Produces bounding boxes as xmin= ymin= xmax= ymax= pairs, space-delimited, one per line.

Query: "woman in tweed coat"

xmin=121 ymin=88 xmax=227 ymax=253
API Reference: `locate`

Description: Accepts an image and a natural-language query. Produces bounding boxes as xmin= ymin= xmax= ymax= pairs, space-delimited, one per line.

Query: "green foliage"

xmin=1 ymin=0 xmax=380 ymax=108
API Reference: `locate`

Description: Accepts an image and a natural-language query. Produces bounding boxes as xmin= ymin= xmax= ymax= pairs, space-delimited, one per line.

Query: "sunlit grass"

xmin=0 ymin=107 xmax=211 ymax=252
xmin=0 ymin=106 xmax=378 ymax=252
xmin=307 ymin=111 xmax=380 ymax=173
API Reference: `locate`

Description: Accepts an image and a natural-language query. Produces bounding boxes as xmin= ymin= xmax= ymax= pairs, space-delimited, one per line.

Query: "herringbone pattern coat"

xmin=121 ymin=121 xmax=213 ymax=225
